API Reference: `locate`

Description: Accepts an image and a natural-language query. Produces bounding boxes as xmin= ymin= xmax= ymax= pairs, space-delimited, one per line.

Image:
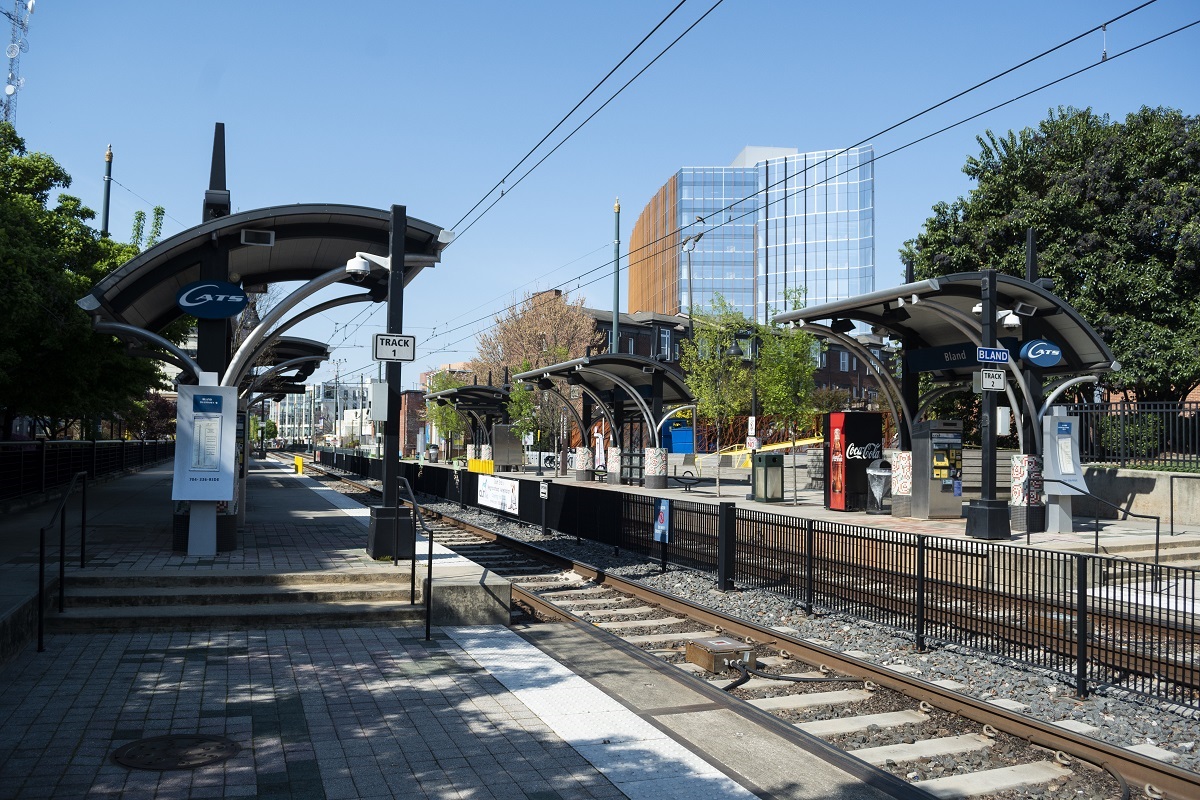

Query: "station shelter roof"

xmin=773 ymin=272 xmax=1119 ymax=381
xmin=513 ymin=354 xmax=693 ymax=412
xmin=77 ymin=204 xmax=449 ymax=334
xmin=423 ymin=384 xmax=511 ymax=417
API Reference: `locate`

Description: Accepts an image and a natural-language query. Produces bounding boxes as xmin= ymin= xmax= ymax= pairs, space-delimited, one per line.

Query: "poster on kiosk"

xmin=824 ymin=412 xmax=884 ymax=511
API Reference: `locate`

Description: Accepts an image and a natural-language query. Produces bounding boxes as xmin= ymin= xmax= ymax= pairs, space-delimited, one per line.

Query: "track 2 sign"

xmin=373 ymin=333 xmax=416 ymax=362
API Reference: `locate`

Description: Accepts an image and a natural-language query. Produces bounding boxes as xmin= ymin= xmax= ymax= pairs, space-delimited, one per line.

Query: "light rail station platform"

xmin=0 ymin=459 xmax=926 ymax=800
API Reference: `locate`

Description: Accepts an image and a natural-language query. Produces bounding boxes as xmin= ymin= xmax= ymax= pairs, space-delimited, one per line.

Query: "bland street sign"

xmin=976 ymin=346 xmax=1010 ymax=364
xmin=373 ymin=333 xmax=416 ymax=362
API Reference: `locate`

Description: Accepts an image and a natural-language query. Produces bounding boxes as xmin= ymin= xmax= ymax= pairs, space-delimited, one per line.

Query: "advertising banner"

xmin=478 ymin=475 xmax=520 ymax=515
xmin=172 ymin=385 xmax=238 ymax=501
xmin=825 ymin=412 xmax=884 ymax=512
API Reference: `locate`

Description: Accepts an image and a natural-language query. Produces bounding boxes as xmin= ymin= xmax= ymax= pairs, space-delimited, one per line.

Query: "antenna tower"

xmin=2 ymin=0 xmax=34 ymax=124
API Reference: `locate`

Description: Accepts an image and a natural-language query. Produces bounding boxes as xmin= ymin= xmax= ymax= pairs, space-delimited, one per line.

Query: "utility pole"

xmin=100 ymin=145 xmax=113 ymax=237
xmin=612 ymin=198 xmax=620 ymax=354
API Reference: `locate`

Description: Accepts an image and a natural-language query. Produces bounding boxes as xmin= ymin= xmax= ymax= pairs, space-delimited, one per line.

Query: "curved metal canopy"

xmin=424 ymin=384 xmax=511 ymax=415
xmin=773 ymin=272 xmax=1118 ymax=381
xmin=513 ymin=354 xmax=693 ymax=409
xmin=77 ymin=204 xmax=448 ymax=333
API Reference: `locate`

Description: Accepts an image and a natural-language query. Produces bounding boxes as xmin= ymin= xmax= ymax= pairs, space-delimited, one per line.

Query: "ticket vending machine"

xmin=824 ymin=412 xmax=884 ymax=512
xmin=912 ymin=419 xmax=964 ymax=519
xmin=1042 ymin=408 xmax=1087 ymax=533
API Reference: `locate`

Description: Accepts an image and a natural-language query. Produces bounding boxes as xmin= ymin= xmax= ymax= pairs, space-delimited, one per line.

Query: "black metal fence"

xmin=375 ymin=461 xmax=1199 ymax=707
xmin=1066 ymin=401 xmax=1200 ymax=470
xmin=0 ymin=440 xmax=175 ymax=503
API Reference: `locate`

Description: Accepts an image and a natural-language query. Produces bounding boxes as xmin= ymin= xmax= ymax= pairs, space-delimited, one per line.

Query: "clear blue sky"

xmin=11 ymin=0 xmax=1199 ymax=388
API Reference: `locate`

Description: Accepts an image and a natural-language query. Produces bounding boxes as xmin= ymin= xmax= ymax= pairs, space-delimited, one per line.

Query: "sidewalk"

xmin=0 ymin=459 xmax=905 ymax=800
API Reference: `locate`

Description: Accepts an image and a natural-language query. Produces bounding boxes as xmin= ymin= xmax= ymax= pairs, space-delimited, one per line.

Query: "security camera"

xmin=345 ymin=256 xmax=371 ymax=281
xmin=1000 ymin=311 xmax=1022 ymax=329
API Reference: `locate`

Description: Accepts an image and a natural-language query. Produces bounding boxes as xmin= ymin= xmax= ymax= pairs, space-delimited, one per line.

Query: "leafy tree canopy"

xmin=470 ymin=289 xmax=603 ymax=381
xmin=1 ymin=122 xmax=170 ymax=436
xmin=900 ymin=106 xmax=1200 ymax=402
xmin=425 ymin=370 xmax=467 ymax=439
xmin=679 ymin=294 xmax=752 ymax=425
xmin=755 ymin=290 xmax=819 ymax=441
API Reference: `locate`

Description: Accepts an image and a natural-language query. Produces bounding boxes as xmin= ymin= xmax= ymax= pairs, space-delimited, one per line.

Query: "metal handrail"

xmin=38 ymin=470 xmax=88 ymax=653
xmin=1043 ymin=477 xmax=1162 ymax=567
xmin=394 ymin=476 xmax=437 ymax=641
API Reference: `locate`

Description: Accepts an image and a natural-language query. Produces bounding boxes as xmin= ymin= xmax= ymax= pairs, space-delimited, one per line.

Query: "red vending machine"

xmin=824 ymin=412 xmax=884 ymax=511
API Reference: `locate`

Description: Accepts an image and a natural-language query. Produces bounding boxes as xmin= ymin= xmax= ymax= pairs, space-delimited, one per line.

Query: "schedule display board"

xmin=172 ymin=385 xmax=238 ymax=501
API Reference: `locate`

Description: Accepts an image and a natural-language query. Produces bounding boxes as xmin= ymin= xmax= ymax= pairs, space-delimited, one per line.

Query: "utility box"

xmin=685 ymin=637 xmax=756 ymax=674
xmin=912 ymin=419 xmax=964 ymax=519
xmin=490 ymin=424 xmax=523 ymax=470
xmin=752 ymin=453 xmax=784 ymax=502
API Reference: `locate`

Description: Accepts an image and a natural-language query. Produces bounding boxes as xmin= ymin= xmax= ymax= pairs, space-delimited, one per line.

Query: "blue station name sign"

xmin=176 ymin=280 xmax=249 ymax=319
xmin=906 ymin=338 xmax=1019 ymax=373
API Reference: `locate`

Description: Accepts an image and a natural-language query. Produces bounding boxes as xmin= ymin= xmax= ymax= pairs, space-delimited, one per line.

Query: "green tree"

xmin=900 ymin=106 xmax=1200 ymax=402
xmin=755 ymin=292 xmax=819 ymax=502
xmin=0 ymin=122 xmax=168 ymax=437
xmin=425 ymin=370 xmax=467 ymax=455
xmin=679 ymin=295 xmax=752 ymax=496
xmin=127 ymin=391 xmax=176 ymax=440
xmin=505 ymin=361 xmax=539 ymax=440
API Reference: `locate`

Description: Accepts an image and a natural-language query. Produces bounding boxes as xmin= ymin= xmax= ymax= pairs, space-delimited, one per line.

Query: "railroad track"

xmin=297 ymin=458 xmax=1200 ymax=799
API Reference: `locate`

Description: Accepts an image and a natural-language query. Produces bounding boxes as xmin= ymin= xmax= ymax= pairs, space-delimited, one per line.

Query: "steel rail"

xmin=288 ymin=457 xmax=1200 ymax=799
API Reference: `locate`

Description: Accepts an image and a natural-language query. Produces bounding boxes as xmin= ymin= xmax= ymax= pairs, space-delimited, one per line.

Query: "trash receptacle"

xmin=427 ymin=445 xmax=439 ymax=463
xmin=752 ymin=453 xmax=784 ymax=502
xmin=866 ymin=458 xmax=892 ymax=515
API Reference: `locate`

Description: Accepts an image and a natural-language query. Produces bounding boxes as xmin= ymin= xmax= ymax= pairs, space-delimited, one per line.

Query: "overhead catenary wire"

xmin=450 ymin=0 xmax=692 ymax=235
xmin=452 ymin=0 xmax=727 ymax=243
xmin=425 ymin=2 xmax=1166 ymax=354
xmin=414 ymin=10 xmax=1197 ymax=364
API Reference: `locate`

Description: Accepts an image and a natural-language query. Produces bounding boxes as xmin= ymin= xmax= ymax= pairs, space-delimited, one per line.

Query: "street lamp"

xmin=686 ymin=231 xmax=700 ymax=345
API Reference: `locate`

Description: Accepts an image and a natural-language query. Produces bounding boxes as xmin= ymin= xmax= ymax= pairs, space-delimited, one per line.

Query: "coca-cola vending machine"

xmin=824 ymin=412 xmax=884 ymax=511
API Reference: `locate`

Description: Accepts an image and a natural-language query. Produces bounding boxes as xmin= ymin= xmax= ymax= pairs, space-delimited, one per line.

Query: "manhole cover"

xmin=112 ymin=735 xmax=240 ymax=770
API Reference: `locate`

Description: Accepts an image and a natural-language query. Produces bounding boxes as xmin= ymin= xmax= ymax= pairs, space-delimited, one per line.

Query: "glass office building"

xmin=628 ymin=145 xmax=874 ymax=323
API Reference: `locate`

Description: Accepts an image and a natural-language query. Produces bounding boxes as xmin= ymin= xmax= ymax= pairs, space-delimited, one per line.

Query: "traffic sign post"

xmin=374 ymin=333 xmax=416 ymax=362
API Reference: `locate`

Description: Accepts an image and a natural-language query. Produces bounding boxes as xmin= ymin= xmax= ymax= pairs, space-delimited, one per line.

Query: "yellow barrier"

xmin=294 ymin=456 xmax=303 ymax=475
xmin=468 ymin=458 xmax=495 ymax=475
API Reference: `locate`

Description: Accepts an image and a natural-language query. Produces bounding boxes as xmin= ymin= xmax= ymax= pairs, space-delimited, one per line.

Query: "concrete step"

xmin=46 ymin=599 xmax=426 ymax=632
xmin=66 ymin=569 xmax=410 ymax=588
xmin=65 ymin=581 xmax=418 ymax=608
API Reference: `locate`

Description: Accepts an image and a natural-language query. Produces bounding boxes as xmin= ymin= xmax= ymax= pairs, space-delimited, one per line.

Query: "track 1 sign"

xmin=373 ymin=333 xmax=416 ymax=362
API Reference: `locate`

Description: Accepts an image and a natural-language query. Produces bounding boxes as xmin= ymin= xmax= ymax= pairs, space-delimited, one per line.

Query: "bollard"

xmin=294 ymin=456 xmax=303 ymax=475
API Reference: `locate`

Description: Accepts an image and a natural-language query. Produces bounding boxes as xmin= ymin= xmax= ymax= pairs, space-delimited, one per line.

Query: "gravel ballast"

xmin=424 ymin=499 xmax=1200 ymax=779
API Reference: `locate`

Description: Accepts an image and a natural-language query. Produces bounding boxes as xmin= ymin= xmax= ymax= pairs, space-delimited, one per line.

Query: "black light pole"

xmin=369 ymin=205 xmax=410 ymax=559
xmin=966 ymin=268 xmax=1009 ymax=539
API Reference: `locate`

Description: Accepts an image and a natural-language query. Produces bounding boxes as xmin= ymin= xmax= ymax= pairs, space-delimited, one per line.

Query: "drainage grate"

xmin=112 ymin=735 xmax=241 ymax=770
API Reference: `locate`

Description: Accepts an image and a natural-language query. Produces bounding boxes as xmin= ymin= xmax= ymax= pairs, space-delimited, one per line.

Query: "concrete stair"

xmin=47 ymin=570 xmax=425 ymax=632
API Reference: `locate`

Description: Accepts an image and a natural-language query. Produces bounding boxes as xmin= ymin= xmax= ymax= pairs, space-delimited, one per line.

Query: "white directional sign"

xmin=976 ymin=346 xmax=1010 ymax=364
xmin=373 ymin=333 xmax=416 ymax=362
xmin=981 ymin=369 xmax=1006 ymax=391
